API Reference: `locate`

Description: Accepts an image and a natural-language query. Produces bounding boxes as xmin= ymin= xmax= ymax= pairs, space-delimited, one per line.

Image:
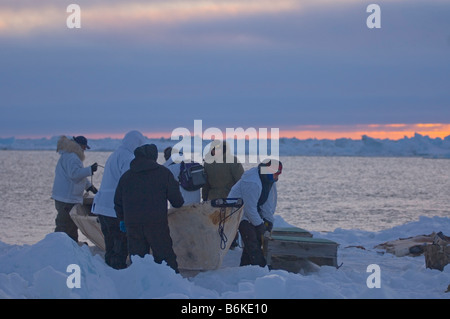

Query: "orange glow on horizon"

xmin=7 ymin=123 xmax=450 ymax=141
xmin=279 ymin=123 xmax=450 ymax=140
xmin=279 ymin=130 xmax=450 ymax=140
xmin=85 ymin=132 xmax=172 ymax=139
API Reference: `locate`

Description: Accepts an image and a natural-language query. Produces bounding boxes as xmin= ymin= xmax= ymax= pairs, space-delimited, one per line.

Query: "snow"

xmin=0 ymin=215 xmax=449 ymax=299
xmin=2 ymin=133 xmax=450 ymax=158
xmin=1 ymin=134 xmax=449 ymax=300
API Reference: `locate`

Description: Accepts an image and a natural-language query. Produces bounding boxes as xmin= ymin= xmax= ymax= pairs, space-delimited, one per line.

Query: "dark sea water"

xmin=1 ymin=150 xmax=449 ymax=245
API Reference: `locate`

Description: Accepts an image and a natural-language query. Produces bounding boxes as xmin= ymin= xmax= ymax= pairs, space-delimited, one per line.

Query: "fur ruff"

xmin=56 ymin=136 xmax=85 ymax=161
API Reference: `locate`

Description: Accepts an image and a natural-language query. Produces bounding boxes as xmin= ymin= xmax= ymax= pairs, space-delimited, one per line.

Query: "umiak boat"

xmin=69 ymin=196 xmax=244 ymax=272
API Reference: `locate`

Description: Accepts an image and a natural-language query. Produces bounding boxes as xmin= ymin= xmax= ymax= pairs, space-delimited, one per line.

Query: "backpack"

xmin=178 ymin=161 xmax=207 ymax=191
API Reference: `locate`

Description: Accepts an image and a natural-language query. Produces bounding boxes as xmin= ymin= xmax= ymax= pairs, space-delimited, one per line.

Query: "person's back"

xmin=166 ymin=161 xmax=201 ymax=206
xmin=203 ymin=161 xmax=243 ymax=200
xmin=202 ymin=141 xmax=243 ymax=201
xmin=115 ymin=144 xmax=184 ymax=272
xmin=52 ymin=136 xmax=94 ymax=204
xmin=92 ymin=130 xmax=146 ymax=217
xmin=91 ymin=130 xmax=145 ymax=269
xmin=116 ymin=147 xmax=184 ymax=224
xmin=51 ymin=135 xmax=97 ymax=242
xmin=163 ymin=147 xmax=201 ymax=206
xmin=228 ymin=160 xmax=282 ymax=267
xmin=228 ymin=167 xmax=266 ymax=225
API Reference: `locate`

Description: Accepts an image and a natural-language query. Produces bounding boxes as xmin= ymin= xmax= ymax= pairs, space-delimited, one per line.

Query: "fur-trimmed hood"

xmin=56 ymin=135 xmax=85 ymax=161
xmin=204 ymin=140 xmax=237 ymax=164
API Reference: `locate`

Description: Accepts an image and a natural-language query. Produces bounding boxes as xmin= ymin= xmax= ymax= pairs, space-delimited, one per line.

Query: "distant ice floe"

xmin=1 ymin=133 xmax=450 ymax=158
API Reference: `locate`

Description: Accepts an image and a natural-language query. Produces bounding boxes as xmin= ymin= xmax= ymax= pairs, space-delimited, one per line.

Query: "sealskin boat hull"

xmin=70 ymin=197 xmax=243 ymax=272
xmin=168 ymin=201 xmax=243 ymax=271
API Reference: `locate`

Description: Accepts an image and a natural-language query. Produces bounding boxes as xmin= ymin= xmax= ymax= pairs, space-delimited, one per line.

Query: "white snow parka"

xmin=91 ymin=130 xmax=146 ymax=217
xmin=228 ymin=167 xmax=277 ymax=227
xmin=51 ymin=136 xmax=93 ymax=204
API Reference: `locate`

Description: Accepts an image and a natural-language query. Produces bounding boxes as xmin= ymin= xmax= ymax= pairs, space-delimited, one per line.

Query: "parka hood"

xmin=204 ymin=140 xmax=237 ymax=164
xmin=121 ymin=130 xmax=146 ymax=153
xmin=130 ymin=144 xmax=159 ymax=172
xmin=56 ymin=136 xmax=85 ymax=161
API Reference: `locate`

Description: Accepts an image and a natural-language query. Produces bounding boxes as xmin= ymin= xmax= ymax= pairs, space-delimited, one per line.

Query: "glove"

xmin=119 ymin=221 xmax=126 ymax=233
xmin=87 ymin=185 xmax=98 ymax=194
xmin=91 ymin=162 xmax=98 ymax=174
xmin=263 ymin=218 xmax=273 ymax=233
xmin=255 ymin=223 xmax=266 ymax=238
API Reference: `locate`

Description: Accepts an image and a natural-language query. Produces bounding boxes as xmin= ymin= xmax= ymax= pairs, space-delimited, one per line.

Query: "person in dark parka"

xmin=114 ymin=144 xmax=184 ymax=272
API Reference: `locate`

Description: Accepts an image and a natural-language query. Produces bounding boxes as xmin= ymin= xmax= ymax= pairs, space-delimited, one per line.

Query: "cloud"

xmin=0 ymin=0 xmax=449 ymax=137
xmin=2 ymin=0 xmax=449 ymax=54
xmin=0 ymin=0 xmax=301 ymax=36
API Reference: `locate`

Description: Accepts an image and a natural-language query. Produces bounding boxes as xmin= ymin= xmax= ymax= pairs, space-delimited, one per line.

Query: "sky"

xmin=1 ymin=0 xmax=449 ymax=140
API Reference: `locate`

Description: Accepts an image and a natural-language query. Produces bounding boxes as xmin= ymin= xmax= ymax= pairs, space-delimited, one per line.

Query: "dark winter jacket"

xmin=114 ymin=144 xmax=184 ymax=225
xmin=202 ymin=141 xmax=244 ymax=201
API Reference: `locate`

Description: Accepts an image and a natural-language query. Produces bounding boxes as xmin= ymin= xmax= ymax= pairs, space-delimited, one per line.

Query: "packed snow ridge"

xmin=1 ymin=216 xmax=449 ymax=299
xmin=2 ymin=133 xmax=450 ymax=158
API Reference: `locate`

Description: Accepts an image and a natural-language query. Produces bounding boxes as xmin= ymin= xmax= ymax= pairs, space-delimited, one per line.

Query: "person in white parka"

xmin=91 ymin=130 xmax=146 ymax=269
xmin=52 ymin=135 xmax=98 ymax=243
xmin=228 ymin=159 xmax=283 ymax=267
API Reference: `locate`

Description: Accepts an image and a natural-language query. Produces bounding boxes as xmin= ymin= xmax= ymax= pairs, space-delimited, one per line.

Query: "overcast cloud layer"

xmin=0 ymin=0 xmax=449 ymax=137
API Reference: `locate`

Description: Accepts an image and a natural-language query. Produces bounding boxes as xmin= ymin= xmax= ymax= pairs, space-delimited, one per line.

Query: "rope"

xmin=211 ymin=198 xmax=243 ymax=250
xmin=218 ymin=205 xmax=241 ymax=250
xmin=218 ymin=208 xmax=228 ymax=250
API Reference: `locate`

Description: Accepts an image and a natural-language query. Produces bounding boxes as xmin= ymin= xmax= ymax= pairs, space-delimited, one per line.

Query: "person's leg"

xmin=98 ymin=215 xmax=114 ymax=266
xmin=126 ymin=224 xmax=149 ymax=261
xmin=230 ymin=232 xmax=239 ymax=249
xmin=98 ymin=215 xmax=128 ymax=269
xmin=110 ymin=218 xmax=128 ymax=269
xmin=145 ymin=222 xmax=179 ymax=273
xmin=238 ymin=220 xmax=266 ymax=267
xmin=54 ymin=200 xmax=78 ymax=242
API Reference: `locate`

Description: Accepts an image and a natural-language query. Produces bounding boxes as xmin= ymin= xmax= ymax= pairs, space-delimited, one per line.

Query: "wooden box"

xmin=271 ymin=227 xmax=313 ymax=238
xmin=263 ymin=234 xmax=339 ymax=273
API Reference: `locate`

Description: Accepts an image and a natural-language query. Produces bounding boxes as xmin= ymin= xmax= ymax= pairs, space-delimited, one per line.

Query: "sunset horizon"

xmin=2 ymin=1 xmax=449 ymax=143
xmin=5 ymin=123 xmax=450 ymax=141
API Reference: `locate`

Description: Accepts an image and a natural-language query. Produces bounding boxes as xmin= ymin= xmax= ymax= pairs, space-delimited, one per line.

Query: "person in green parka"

xmin=202 ymin=140 xmax=244 ymax=201
xmin=202 ymin=140 xmax=244 ymax=248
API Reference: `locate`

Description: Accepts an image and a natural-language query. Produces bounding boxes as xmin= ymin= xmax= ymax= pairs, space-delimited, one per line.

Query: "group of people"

xmin=51 ymin=132 xmax=282 ymax=272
